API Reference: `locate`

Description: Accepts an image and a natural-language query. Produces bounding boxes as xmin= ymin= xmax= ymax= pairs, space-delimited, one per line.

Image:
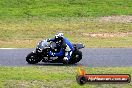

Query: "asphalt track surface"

xmin=0 ymin=48 xmax=132 ymax=67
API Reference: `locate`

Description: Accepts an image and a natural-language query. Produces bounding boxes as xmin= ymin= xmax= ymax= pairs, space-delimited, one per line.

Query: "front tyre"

xmin=26 ymin=52 xmax=41 ymax=64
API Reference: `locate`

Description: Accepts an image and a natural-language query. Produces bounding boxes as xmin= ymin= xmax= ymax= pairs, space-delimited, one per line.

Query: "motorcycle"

xmin=26 ymin=39 xmax=85 ymax=64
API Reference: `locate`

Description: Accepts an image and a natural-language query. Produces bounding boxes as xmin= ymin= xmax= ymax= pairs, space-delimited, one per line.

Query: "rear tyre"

xmin=62 ymin=59 xmax=69 ymax=65
xmin=69 ymin=50 xmax=82 ymax=64
xmin=26 ymin=52 xmax=41 ymax=64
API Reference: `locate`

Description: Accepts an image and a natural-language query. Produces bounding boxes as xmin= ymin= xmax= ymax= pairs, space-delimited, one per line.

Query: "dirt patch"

xmin=82 ymin=32 xmax=132 ymax=38
xmin=99 ymin=15 xmax=132 ymax=23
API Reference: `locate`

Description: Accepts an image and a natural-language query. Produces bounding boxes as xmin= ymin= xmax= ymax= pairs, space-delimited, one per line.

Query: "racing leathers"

xmin=48 ymin=37 xmax=74 ymax=63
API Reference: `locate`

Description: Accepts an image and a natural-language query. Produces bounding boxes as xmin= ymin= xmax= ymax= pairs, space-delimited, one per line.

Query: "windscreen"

xmin=37 ymin=40 xmax=49 ymax=49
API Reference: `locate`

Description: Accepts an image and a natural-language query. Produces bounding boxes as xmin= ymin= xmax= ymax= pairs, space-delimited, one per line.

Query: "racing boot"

xmin=63 ymin=57 xmax=69 ymax=64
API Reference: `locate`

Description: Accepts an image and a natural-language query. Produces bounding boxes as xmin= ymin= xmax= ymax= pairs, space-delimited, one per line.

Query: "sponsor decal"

xmin=76 ymin=65 xmax=131 ymax=85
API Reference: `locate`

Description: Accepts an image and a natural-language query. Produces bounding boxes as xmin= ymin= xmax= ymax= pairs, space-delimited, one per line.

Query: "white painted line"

xmin=0 ymin=48 xmax=21 ymax=49
xmin=0 ymin=48 xmax=34 ymax=49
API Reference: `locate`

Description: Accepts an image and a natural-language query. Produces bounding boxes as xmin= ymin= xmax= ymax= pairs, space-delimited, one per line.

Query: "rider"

xmin=47 ymin=33 xmax=74 ymax=64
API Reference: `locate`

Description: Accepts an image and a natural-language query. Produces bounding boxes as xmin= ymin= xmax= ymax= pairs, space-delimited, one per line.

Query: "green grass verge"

xmin=0 ymin=0 xmax=132 ymax=20
xmin=0 ymin=66 xmax=132 ymax=88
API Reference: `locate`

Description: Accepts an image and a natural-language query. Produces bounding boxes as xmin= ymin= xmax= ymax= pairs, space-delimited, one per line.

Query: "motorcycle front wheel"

xmin=26 ymin=52 xmax=41 ymax=64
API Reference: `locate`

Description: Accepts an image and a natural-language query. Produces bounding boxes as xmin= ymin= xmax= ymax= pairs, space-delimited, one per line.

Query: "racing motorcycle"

xmin=26 ymin=39 xmax=85 ymax=64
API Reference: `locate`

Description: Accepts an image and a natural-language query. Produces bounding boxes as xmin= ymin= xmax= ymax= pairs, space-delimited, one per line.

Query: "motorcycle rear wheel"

xmin=69 ymin=50 xmax=82 ymax=64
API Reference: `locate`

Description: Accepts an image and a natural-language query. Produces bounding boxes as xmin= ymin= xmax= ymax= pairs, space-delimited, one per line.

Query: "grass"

xmin=0 ymin=19 xmax=132 ymax=48
xmin=0 ymin=66 xmax=132 ymax=88
xmin=0 ymin=0 xmax=132 ymax=20
xmin=0 ymin=0 xmax=132 ymax=48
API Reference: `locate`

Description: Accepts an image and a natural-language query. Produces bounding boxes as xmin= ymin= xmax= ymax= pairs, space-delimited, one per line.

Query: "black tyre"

xmin=26 ymin=52 xmax=41 ymax=64
xmin=69 ymin=50 xmax=82 ymax=64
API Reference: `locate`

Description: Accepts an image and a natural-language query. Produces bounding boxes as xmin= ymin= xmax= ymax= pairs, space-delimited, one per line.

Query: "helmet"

xmin=55 ymin=33 xmax=64 ymax=39
xmin=55 ymin=33 xmax=64 ymax=45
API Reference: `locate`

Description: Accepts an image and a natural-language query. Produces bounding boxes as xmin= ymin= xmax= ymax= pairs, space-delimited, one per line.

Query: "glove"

xmin=47 ymin=39 xmax=51 ymax=42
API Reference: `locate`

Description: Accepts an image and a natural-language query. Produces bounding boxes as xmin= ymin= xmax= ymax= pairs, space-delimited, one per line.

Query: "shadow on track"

xmin=26 ymin=62 xmax=80 ymax=67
